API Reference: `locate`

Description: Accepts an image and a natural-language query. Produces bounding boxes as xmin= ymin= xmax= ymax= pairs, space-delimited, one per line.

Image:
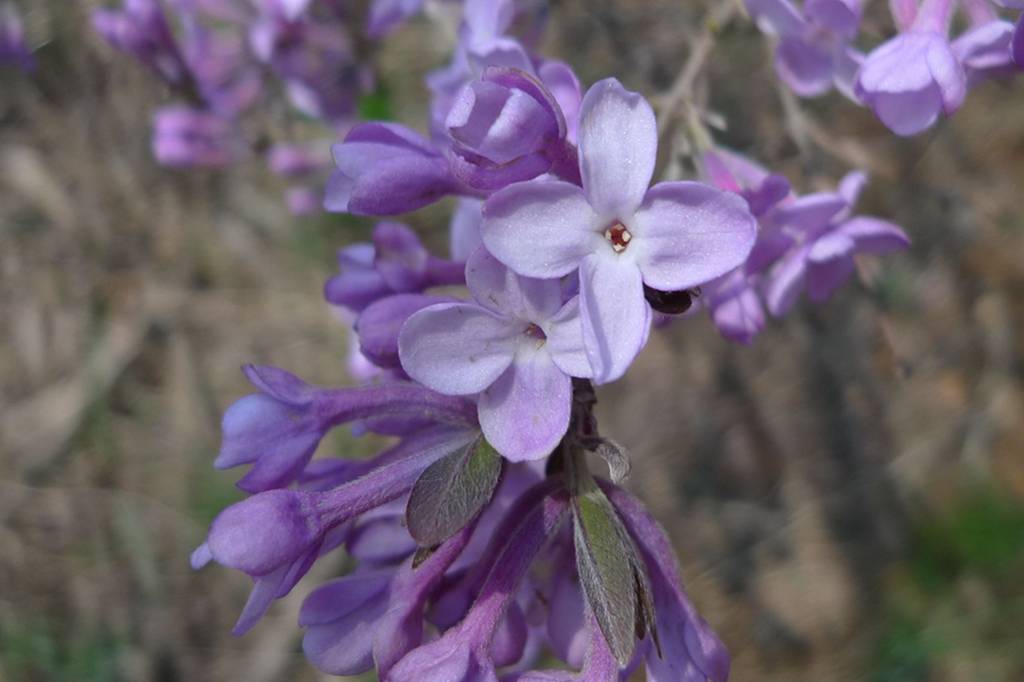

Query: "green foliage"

xmin=0 ymin=621 xmax=126 ymax=682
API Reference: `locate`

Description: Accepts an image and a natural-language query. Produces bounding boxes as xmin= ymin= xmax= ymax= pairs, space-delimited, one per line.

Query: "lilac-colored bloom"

xmin=447 ymin=67 xmax=580 ymax=189
xmin=92 ymin=0 xmax=189 ymax=85
xmin=953 ymin=19 xmax=1018 ymax=84
xmin=357 ymin=293 xmax=453 ymax=369
xmin=324 ymin=221 xmax=466 ymax=313
xmin=152 ymin=105 xmax=239 ymax=168
xmin=326 ymin=122 xmax=465 ymax=215
xmin=854 ymin=0 xmax=965 ymax=136
xmin=202 ymin=425 xmax=479 ymax=630
xmin=388 ymin=491 xmax=570 ymax=681
xmin=215 ymin=364 xmax=477 ymax=492
xmin=481 ymin=79 xmax=757 ymax=383
xmin=399 ymin=249 xmax=592 ymax=461
xmin=764 ymin=172 xmax=910 ymax=315
xmin=745 ymin=0 xmax=865 ymax=99
xmin=248 ymin=6 xmax=360 ymax=124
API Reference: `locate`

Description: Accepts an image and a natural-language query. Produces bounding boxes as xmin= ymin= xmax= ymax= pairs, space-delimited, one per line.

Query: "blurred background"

xmin=2 ymin=1 xmax=1023 ymax=680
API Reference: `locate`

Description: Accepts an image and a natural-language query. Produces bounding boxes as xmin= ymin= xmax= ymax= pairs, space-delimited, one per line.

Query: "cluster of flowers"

xmin=189 ymin=0 xmax=917 ymax=680
xmin=747 ymin=0 xmax=1024 ymax=135
xmin=90 ymin=0 xmax=404 ymax=213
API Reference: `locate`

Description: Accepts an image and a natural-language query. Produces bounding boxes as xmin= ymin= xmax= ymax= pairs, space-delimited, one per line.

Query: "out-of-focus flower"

xmin=764 ymin=172 xmax=910 ymax=315
xmin=323 ymin=221 xmax=466 ymax=313
xmin=745 ymin=0 xmax=865 ymax=98
xmin=152 ymin=106 xmax=241 ymax=167
xmin=855 ymin=0 xmax=965 ymax=135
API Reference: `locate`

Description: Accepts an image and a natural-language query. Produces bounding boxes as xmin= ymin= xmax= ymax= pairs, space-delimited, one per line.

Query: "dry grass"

xmin=1 ymin=1 xmax=1023 ymax=680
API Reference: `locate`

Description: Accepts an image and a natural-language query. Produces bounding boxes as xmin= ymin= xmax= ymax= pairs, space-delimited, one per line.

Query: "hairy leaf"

xmin=572 ymin=487 xmax=639 ymax=667
xmin=406 ymin=437 xmax=502 ymax=548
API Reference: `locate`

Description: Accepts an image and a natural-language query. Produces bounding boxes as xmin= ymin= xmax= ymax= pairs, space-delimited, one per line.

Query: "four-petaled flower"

xmin=399 ymin=248 xmax=591 ymax=461
xmin=481 ymin=78 xmax=757 ymax=382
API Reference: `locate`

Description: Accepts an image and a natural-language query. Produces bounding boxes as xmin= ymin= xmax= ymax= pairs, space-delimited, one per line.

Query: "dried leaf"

xmin=594 ymin=439 xmax=631 ymax=483
xmin=406 ymin=437 xmax=502 ymax=548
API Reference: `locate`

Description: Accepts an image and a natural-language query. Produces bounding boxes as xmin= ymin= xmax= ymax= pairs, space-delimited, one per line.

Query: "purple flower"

xmin=446 ymin=67 xmax=580 ymax=190
xmin=764 ymin=172 xmax=910 ymax=315
xmin=215 ymin=364 xmax=477 ymax=492
xmin=152 ymin=105 xmax=240 ymax=168
xmin=388 ymin=491 xmax=570 ymax=681
xmin=325 ymin=122 xmax=466 ymax=215
xmin=248 ymin=5 xmax=360 ymax=124
xmin=92 ymin=0 xmax=189 ymax=85
xmin=745 ymin=0 xmax=865 ymax=98
xmin=1 ymin=3 xmax=32 ymax=72
xmin=953 ymin=19 xmax=1018 ymax=84
xmin=323 ymin=221 xmax=466 ymax=313
xmin=367 ymin=0 xmax=425 ymax=38
xmin=200 ymin=425 xmax=480 ymax=631
xmin=855 ymin=0 xmax=965 ymax=136
xmin=399 ymin=249 xmax=592 ymax=461
xmin=481 ymin=79 xmax=757 ymax=383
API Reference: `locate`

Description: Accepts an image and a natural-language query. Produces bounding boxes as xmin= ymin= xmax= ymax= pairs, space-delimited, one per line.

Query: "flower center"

xmin=524 ymin=323 xmax=546 ymax=341
xmin=604 ymin=221 xmax=632 ymax=253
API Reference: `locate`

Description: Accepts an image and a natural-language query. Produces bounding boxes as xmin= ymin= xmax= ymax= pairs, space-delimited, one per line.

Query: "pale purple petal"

xmin=465 ymin=247 xmax=564 ymax=321
xmin=539 ymin=60 xmax=582 ymax=141
xmin=711 ymin=286 xmax=766 ymax=345
xmin=451 ymin=198 xmax=485 ymax=261
xmin=775 ymin=37 xmax=835 ymax=97
xmin=855 ymin=32 xmax=966 ymax=136
xmin=543 ymin=297 xmax=593 ymax=379
xmin=578 ymin=253 xmax=650 ymax=384
xmin=303 ymin=598 xmax=388 ymax=675
xmin=806 ymin=0 xmax=862 ymax=40
xmin=478 ymin=351 xmax=572 ymax=461
xmin=632 ymin=181 xmax=758 ymax=291
xmin=447 ymin=81 xmax=556 ymax=165
xmin=764 ymin=245 xmax=809 ymax=317
xmin=745 ymin=0 xmax=807 ymax=37
xmin=837 ymin=216 xmax=910 ymax=253
xmin=399 ymin=303 xmax=517 ymax=395
xmin=577 ymin=78 xmax=657 ymax=218
xmin=358 ymin=294 xmax=451 ymax=368
xmin=772 ymin=191 xmax=848 ymax=232
xmin=482 ymin=181 xmax=603 ymax=278
xmin=806 ymin=233 xmax=856 ymax=303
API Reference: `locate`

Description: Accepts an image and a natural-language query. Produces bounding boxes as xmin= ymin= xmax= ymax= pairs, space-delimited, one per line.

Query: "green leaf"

xmin=406 ymin=437 xmax=503 ymax=548
xmin=573 ymin=486 xmax=650 ymax=666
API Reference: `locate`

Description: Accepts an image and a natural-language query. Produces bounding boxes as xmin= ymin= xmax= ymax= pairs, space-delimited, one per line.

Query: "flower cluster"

xmin=696 ymin=148 xmax=909 ymax=345
xmin=747 ymin=0 xmax=1024 ymax=135
xmin=190 ymin=0 xmax=918 ymax=679
xmin=92 ymin=0 xmax=381 ymax=212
